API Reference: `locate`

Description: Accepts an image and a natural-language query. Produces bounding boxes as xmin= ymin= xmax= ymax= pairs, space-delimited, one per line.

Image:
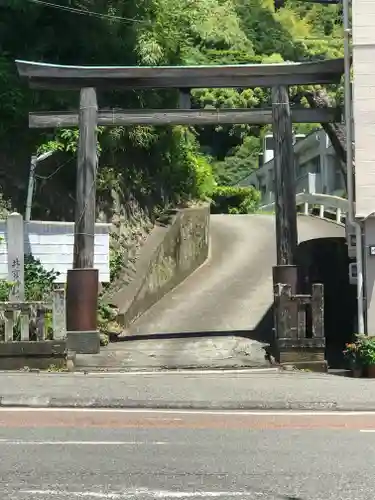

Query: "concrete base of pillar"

xmin=280 ymin=358 xmax=328 ymax=373
xmin=277 ymin=338 xmax=327 ymax=372
xmin=66 ymin=331 xmax=100 ymax=354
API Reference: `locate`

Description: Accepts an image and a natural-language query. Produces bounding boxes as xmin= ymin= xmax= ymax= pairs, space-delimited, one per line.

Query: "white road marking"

xmin=21 ymin=489 xmax=254 ymax=498
xmin=1 ymin=407 xmax=375 ymax=416
xmin=0 ymin=439 xmax=172 ymax=445
xmin=359 ymin=430 xmax=375 ymax=433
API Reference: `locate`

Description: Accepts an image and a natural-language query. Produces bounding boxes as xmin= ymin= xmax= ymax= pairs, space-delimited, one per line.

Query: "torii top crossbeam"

xmin=16 ymin=58 xmax=344 ymax=89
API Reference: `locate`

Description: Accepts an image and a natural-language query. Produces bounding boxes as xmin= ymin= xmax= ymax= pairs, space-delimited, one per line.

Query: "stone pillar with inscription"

xmin=7 ymin=213 xmax=24 ymax=301
xmin=6 ymin=213 xmax=29 ymax=341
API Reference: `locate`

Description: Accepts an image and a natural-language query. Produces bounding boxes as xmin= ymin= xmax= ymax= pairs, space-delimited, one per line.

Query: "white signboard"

xmin=0 ymin=218 xmax=110 ymax=283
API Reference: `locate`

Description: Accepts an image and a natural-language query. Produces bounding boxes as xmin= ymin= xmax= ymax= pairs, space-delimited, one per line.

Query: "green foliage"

xmin=157 ymin=127 xmax=216 ymax=203
xmin=212 ymin=136 xmax=261 ymax=185
xmin=210 ymin=185 xmax=260 ymax=214
xmin=0 ymin=194 xmax=11 ymax=219
xmin=0 ymin=237 xmax=12 ymax=302
xmin=0 ymin=279 xmax=12 ymax=302
xmin=0 ymin=240 xmax=59 ymax=304
xmin=109 ymin=248 xmax=125 ymax=284
xmin=0 ymin=0 xmax=344 ymax=208
xmin=24 ymin=254 xmax=60 ymax=301
xmin=344 ymin=335 xmax=375 ymax=368
xmin=357 ymin=336 xmax=375 ymax=367
xmin=343 ymin=338 xmax=362 ymax=369
xmin=97 ymin=302 xmax=122 ymax=340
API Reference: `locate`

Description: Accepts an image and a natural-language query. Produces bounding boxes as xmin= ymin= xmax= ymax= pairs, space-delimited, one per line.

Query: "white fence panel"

xmin=0 ymin=218 xmax=110 ymax=283
xmin=259 ymin=192 xmax=349 ymax=224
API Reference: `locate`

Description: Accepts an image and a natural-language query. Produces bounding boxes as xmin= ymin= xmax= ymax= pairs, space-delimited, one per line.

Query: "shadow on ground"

xmin=114 ymin=305 xmax=274 ymax=346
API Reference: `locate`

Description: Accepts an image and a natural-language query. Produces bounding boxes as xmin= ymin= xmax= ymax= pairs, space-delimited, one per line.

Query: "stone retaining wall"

xmin=108 ymin=205 xmax=210 ymax=329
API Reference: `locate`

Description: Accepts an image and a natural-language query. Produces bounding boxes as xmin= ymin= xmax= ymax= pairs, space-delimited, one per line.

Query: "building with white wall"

xmin=352 ymin=0 xmax=375 ymax=333
xmin=238 ymin=128 xmax=346 ymax=203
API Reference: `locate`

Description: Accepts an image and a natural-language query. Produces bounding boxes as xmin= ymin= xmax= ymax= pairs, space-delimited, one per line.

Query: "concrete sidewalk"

xmin=1 ymin=370 xmax=375 ymax=410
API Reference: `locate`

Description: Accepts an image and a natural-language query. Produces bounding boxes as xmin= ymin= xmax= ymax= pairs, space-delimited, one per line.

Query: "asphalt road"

xmin=2 ymin=408 xmax=375 ymax=499
xmin=129 ymin=214 xmax=344 ymax=335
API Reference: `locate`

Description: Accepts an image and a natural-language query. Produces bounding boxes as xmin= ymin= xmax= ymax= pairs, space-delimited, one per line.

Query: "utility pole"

xmin=25 ymin=156 xmax=37 ymax=223
xmin=25 ymin=151 xmax=54 ymax=222
xmin=66 ymin=87 xmax=100 ymax=354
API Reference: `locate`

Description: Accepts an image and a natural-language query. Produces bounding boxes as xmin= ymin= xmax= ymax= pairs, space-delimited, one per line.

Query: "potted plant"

xmin=343 ymin=338 xmax=363 ymax=377
xmin=357 ymin=336 xmax=375 ymax=378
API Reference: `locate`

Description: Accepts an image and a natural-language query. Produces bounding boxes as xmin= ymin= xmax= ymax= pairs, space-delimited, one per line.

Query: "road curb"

xmin=1 ymin=396 xmax=375 ymax=411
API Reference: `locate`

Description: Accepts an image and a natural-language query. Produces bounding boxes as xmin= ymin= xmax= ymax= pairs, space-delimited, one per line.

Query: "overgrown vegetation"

xmin=210 ymin=186 xmax=260 ymax=214
xmin=24 ymin=254 xmax=60 ymax=302
xmin=0 ymin=0 xmax=343 ymax=213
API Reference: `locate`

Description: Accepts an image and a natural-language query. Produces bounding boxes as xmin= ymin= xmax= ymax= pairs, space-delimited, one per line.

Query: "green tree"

xmin=0 ymin=0 xmax=344 ymax=204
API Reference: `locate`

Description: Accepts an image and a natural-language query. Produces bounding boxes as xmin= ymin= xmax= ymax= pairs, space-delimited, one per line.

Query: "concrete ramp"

xmin=129 ymin=215 xmax=344 ymax=337
xmin=76 ymin=215 xmax=345 ymax=371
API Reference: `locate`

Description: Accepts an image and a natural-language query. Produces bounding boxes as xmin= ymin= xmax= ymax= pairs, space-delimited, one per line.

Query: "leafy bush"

xmin=24 ymin=254 xmax=60 ymax=301
xmin=357 ymin=335 xmax=375 ymax=366
xmin=0 ymin=279 xmax=12 ymax=302
xmin=344 ymin=334 xmax=375 ymax=367
xmin=157 ymin=127 xmax=216 ymax=204
xmin=210 ymin=186 xmax=260 ymax=214
xmin=0 ymin=236 xmax=13 ymax=302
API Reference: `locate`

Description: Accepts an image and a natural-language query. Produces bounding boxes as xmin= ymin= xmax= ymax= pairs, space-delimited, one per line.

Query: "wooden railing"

xmin=274 ymin=283 xmax=324 ymax=340
xmin=0 ymin=289 xmax=65 ymax=342
xmin=274 ymin=282 xmax=326 ymax=367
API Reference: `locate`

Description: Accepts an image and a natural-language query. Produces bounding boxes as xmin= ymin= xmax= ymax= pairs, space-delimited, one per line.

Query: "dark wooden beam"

xmin=25 ymin=73 xmax=343 ymax=90
xmin=16 ymin=59 xmax=344 ymax=90
xmin=73 ymin=87 xmax=98 ymax=269
xmin=271 ymin=86 xmax=298 ymax=266
xmin=29 ymin=107 xmax=341 ymax=128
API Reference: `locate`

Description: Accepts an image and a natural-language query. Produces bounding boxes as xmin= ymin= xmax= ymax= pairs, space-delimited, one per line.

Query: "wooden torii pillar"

xmin=271 ymin=86 xmax=298 ymax=294
xmin=64 ymin=87 xmax=100 ymax=354
xmin=271 ymin=85 xmax=299 ymax=343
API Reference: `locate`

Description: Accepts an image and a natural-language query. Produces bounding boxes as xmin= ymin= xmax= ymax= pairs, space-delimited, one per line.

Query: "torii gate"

xmin=16 ymin=58 xmax=344 ymax=354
